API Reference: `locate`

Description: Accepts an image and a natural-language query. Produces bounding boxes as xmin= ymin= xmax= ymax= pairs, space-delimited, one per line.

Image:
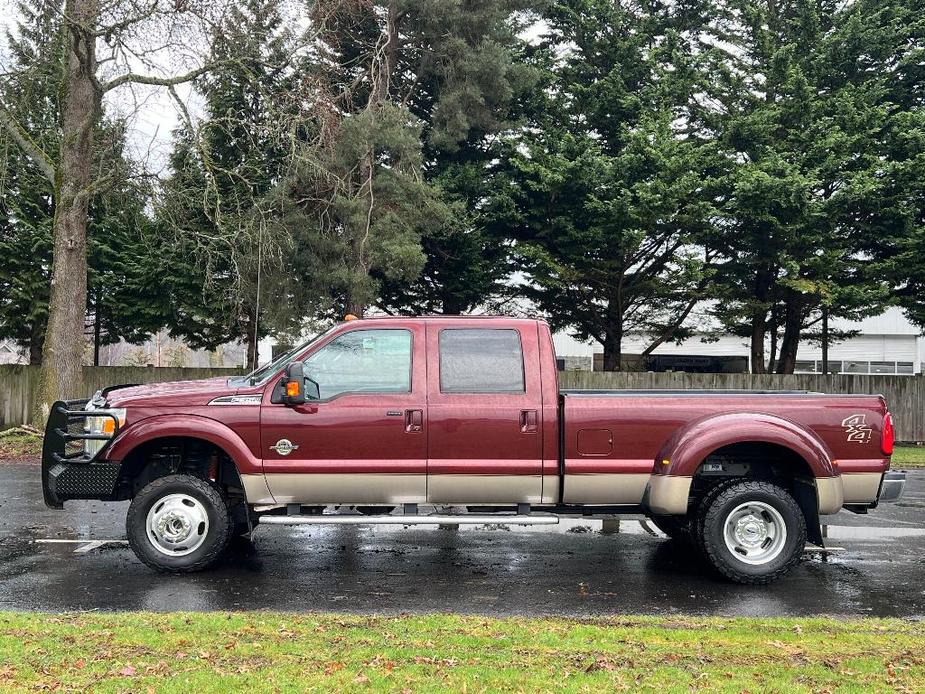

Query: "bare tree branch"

xmin=102 ymin=63 xmax=214 ymax=92
xmin=0 ymin=102 xmax=56 ymax=184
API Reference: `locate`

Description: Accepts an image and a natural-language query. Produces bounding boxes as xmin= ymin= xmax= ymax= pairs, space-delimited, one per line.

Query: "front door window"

xmin=304 ymin=329 xmax=412 ymax=400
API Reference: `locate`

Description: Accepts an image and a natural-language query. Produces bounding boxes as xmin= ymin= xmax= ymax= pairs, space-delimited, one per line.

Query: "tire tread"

xmin=697 ymin=479 xmax=806 ymax=585
xmin=126 ymin=474 xmax=232 ymax=573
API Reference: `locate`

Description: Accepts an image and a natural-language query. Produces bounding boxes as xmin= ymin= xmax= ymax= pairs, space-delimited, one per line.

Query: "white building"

xmin=553 ymin=306 xmax=925 ymax=375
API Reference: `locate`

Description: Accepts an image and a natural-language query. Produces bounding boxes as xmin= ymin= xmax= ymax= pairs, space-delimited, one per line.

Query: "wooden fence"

xmin=2 ymin=365 xmax=923 ymax=440
xmin=0 ymin=365 xmax=244 ymax=430
xmin=559 ymin=371 xmax=925 ymax=442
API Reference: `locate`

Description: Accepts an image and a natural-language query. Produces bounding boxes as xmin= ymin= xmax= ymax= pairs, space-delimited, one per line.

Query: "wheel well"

xmin=690 ymin=441 xmax=822 ymax=545
xmin=115 ymin=436 xmax=245 ymax=501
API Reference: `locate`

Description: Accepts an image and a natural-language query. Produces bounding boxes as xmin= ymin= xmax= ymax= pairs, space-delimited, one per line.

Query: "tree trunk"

xmin=441 ymin=291 xmax=465 ymax=316
xmin=767 ymin=320 xmax=778 ymax=374
xmin=750 ymin=317 xmax=766 ymax=374
xmin=28 ymin=325 xmax=43 ymax=365
xmin=33 ymin=0 xmax=100 ymax=425
xmin=775 ymin=298 xmax=803 ymax=374
xmin=749 ymin=268 xmax=773 ymax=374
xmin=601 ymin=331 xmax=622 ymax=371
xmin=601 ymin=304 xmax=623 ymax=371
xmin=345 ymin=297 xmax=365 ymax=318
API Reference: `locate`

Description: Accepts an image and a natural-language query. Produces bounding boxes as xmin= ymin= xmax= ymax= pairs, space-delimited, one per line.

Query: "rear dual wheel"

xmin=694 ymin=480 xmax=806 ymax=584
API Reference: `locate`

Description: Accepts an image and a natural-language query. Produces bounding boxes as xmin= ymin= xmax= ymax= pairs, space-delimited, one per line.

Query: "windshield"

xmin=243 ymin=325 xmax=338 ymax=385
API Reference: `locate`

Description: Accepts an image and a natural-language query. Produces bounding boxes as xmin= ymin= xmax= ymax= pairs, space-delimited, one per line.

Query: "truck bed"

xmin=557 ymin=389 xmax=891 ymax=505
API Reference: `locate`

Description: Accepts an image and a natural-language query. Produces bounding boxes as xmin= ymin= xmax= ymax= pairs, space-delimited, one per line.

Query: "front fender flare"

xmin=105 ymin=414 xmax=262 ymax=476
xmin=655 ymin=411 xmax=837 ymax=479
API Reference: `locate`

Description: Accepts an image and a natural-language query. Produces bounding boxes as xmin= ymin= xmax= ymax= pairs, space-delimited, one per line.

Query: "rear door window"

xmin=439 ymin=328 xmax=525 ymax=393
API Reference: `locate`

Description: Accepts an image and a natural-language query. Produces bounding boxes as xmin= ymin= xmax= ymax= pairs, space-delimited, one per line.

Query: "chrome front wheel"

xmin=127 ymin=474 xmax=232 ymax=573
xmin=146 ymin=493 xmax=210 ymax=557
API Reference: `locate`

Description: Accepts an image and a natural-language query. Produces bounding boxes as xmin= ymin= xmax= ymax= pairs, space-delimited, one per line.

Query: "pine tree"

xmin=156 ymin=0 xmax=306 ymax=367
xmin=494 ymin=0 xmax=722 ymax=370
xmin=374 ymin=0 xmax=538 ymax=315
xmin=708 ymin=0 xmax=893 ymax=373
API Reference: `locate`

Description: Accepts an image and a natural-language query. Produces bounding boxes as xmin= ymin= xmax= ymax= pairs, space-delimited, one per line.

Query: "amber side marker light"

xmin=344 ymin=313 xmax=359 ymax=321
xmin=286 ymin=381 xmax=301 ymax=398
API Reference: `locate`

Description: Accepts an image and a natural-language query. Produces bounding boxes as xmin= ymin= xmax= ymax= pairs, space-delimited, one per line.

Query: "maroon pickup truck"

xmin=42 ymin=316 xmax=905 ymax=583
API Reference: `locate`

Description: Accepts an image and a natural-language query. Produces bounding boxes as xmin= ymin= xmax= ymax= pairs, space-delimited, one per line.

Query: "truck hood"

xmin=101 ymin=378 xmax=238 ymax=408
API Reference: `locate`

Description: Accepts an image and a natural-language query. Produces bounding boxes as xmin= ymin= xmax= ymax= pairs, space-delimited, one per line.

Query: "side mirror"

xmin=282 ymin=362 xmax=307 ymax=405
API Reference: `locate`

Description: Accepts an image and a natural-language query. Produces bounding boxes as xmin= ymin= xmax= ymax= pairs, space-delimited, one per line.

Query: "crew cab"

xmin=42 ymin=316 xmax=905 ymax=583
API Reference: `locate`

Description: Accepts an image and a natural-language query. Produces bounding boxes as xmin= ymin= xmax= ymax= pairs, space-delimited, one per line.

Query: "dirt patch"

xmin=0 ymin=427 xmax=41 ymax=463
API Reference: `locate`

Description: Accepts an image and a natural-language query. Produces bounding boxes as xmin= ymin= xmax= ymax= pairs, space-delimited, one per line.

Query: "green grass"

xmin=0 ymin=612 xmax=923 ymax=692
xmin=889 ymin=444 xmax=925 ymax=468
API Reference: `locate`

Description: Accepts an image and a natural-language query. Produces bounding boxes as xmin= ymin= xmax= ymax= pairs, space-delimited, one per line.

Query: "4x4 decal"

xmin=841 ymin=414 xmax=873 ymax=444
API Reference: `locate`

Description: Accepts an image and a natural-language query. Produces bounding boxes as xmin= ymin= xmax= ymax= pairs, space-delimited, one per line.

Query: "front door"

xmin=425 ymin=322 xmax=543 ymax=504
xmin=260 ymin=325 xmax=427 ymax=505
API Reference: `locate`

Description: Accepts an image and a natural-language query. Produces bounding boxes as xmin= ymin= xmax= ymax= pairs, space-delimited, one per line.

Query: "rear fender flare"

xmin=655 ymin=411 xmax=836 ymax=479
xmin=106 ymin=414 xmax=261 ymax=477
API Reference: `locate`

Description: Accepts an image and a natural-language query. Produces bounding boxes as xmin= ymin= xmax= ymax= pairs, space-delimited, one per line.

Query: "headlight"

xmin=84 ymin=406 xmax=126 ymax=457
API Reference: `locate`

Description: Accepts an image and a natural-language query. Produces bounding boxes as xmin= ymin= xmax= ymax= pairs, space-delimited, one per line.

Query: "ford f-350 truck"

xmin=42 ymin=316 xmax=905 ymax=583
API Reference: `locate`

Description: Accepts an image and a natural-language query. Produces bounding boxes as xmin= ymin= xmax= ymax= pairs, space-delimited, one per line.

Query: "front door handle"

xmin=520 ymin=409 xmax=538 ymax=434
xmin=405 ymin=409 xmax=423 ymax=433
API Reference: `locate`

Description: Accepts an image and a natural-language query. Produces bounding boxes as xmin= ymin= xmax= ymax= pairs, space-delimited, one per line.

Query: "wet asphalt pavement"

xmin=1 ymin=462 xmax=924 ymax=617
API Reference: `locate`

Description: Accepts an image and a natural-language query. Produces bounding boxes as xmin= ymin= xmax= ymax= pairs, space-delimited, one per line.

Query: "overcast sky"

xmin=0 ymin=0 xmax=202 ymax=175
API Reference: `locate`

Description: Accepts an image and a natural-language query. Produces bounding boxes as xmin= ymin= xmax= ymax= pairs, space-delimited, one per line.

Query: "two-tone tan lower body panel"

xmin=815 ymin=477 xmax=844 ymax=515
xmin=646 ymin=475 xmax=693 ymax=514
xmin=840 ymin=472 xmax=882 ymax=505
xmin=427 ymin=475 xmax=543 ymax=504
xmin=563 ymin=474 xmax=651 ymax=505
xmin=817 ymin=473 xmax=881 ymax=513
xmin=242 ymin=471 xmax=873 ymax=514
xmin=249 ymin=473 xmax=426 ymax=505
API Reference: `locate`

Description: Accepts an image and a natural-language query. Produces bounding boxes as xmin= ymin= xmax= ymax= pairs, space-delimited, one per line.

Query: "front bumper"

xmin=878 ymin=470 xmax=906 ymax=504
xmin=42 ymin=400 xmax=122 ymax=508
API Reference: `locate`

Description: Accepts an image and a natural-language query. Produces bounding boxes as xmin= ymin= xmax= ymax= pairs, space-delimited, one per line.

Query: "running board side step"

xmin=260 ymin=515 xmax=559 ymax=526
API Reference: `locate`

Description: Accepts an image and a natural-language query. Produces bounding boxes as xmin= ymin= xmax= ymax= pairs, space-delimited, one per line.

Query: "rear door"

xmin=425 ymin=321 xmax=543 ymax=504
xmin=260 ymin=323 xmax=427 ymax=504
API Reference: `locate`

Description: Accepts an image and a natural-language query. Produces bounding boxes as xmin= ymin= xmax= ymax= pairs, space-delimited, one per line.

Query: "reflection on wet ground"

xmin=1 ymin=463 xmax=923 ymax=617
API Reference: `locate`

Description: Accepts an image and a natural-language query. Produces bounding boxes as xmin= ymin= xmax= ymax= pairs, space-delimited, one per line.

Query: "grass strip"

xmin=890 ymin=444 xmax=925 ymax=468
xmin=0 ymin=612 xmax=923 ymax=692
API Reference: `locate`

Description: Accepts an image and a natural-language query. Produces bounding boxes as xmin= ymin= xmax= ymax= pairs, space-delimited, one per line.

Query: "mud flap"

xmin=794 ymin=478 xmax=824 ymax=547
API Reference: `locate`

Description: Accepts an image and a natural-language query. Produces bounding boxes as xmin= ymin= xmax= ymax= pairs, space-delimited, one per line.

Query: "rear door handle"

xmin=520 ymin=409 xmax=538 ymax=434
xmin=405 ymin=409 xmax=423 ymax=433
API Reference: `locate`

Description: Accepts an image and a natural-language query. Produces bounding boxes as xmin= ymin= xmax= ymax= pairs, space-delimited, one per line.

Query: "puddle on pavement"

xmin=824 ymin=525 xmax=925 ymax=540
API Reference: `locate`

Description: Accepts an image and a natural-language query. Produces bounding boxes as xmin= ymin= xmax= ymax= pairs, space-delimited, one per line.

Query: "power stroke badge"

xmin=841 ymin=414 xmax=873 ymax=444
xmin=270 ymin=439 xmax=299 ymax=456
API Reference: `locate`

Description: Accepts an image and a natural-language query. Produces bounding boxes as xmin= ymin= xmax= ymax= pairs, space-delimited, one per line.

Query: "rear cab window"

xmin=438 ymin=328 xmax=525 ymax=393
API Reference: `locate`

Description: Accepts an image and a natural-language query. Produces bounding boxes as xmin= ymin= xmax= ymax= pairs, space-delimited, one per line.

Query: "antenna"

xmin=252 ymin=218 xmax=263 ymax=371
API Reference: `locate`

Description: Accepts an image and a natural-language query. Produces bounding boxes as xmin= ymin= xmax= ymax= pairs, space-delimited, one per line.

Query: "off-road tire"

xmin=127 ymin=474 xmax=233 ymax=573
xmin=696 ymin=480 xmax=806 ymax=585
xmin=690 ymin=478 xmax=742 ymax=555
